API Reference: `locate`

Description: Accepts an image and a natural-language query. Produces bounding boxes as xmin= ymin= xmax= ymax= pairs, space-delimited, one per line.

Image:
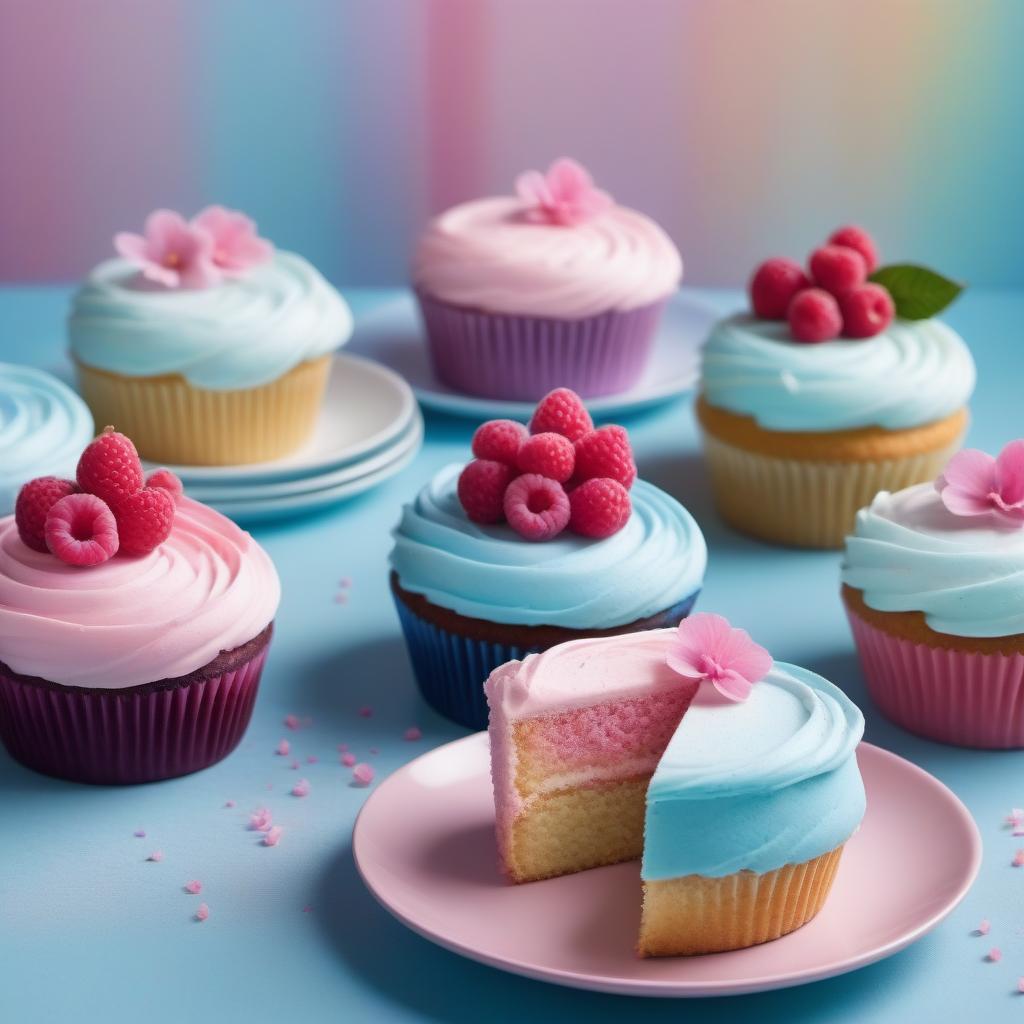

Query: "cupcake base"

xmin=416 ymin=288 xmax=667 ymax=401
xmin=391 ymin=572 xmax=699 ymax=729
xmin=0 ymin=625 xmax=272 ymax=784
xmin=638 ymin=846 xmax=844 ymax=957
xmin=75 ymin=356 xmax=331 ymax=466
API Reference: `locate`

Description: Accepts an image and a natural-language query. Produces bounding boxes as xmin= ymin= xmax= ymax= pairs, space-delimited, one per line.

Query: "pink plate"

xmin=353 ymin=735 xmax=981 ymax=997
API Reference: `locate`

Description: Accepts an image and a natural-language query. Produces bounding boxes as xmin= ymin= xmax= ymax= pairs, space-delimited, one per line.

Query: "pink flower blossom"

xmin=191 ymin=205 xmax=272 ymax=275
xmin=515 ymin=158 xmax=613 ymax=227
xmin=665 ymin=613 xmax=773 ymax=703
xmin=937 ymin=441 xmax=1024 ymax=526
xmin=114 ymin=210 xmax=220 ymax=289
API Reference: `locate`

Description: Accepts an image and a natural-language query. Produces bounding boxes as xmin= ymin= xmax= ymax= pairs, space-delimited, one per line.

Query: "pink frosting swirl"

xmin=414 ymin=197 xmax=682 ymax=318
xmin=0 ymin=497 xmax=280 ymax=689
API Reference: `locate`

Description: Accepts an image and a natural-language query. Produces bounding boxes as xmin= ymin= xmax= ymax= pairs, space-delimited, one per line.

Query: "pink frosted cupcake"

xmin=414 ymin=159 xmax=682 ymax=401
xmin=0 ymin=430 xmax=279 ymax=783
xmin=842 ymin=439 xmax=1024 ymax=747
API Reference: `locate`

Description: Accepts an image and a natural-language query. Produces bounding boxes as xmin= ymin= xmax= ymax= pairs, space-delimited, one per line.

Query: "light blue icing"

xmin=842 ymin=482 xmax=1024 ymax=638
xmin=0 ymin=364 xmax=94 ymax=516
xmin=68 ymin=252 xmax=352 ymax=391
xmin=701 ymin=313 xmax=974 ymax=432
xmin=643 ymin=663 xmax=865 ymax=880
xmin=389 ymin=464 xmax=707 ymax=629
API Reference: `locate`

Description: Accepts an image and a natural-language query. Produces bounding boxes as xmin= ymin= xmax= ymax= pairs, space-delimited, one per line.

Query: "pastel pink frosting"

xmin=0 ymin=497 xmax=280 ymax=689
xmin=414 ymin=197 xmax=682 ymax=319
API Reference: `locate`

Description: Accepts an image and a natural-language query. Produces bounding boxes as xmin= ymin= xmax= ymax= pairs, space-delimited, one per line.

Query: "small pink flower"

xmin=114 ymin=209 xmax=220 ymax=289
xmin=515 ymin=158 xmax=613 ymax=227
xmin=937 ymin=441 xmax=1024 ymax=526
xmin=665 ymin=613 xmax=773 ymax=703
xmin=192 ymin=205 xmax=273 ymax=275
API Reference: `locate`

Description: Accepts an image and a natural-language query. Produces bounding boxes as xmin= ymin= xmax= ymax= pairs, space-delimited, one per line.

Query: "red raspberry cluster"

xmin=15 ymin=428 xmax=183 ymax=567
xmin=457 ymin=388 xmax=637 ymax=542
xmin=749 ymin=226 xmax=894 ymax=343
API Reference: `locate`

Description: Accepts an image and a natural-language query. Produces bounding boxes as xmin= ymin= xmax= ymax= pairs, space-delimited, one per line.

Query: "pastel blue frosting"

xmin=643 ymin=663 xmax=865 ymax=880
xmin=701 ymin=313 xmax=974 ymax=432
xmin=68 ymin=252 xmax=352 ymax=391
xmin=842 ymin=482 xmax=1024 ymax=638
xmin=389 ymin=464 xmax=707 ymax=629
xmin=0 ymin=363 xmax=94 ymax=515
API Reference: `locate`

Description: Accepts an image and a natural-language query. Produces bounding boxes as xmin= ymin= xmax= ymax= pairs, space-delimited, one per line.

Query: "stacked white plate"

xmin=145 ymin=353 xmax=422 ymax=522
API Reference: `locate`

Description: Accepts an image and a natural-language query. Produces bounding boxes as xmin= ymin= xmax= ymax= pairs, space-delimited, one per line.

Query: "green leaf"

xmin=868 ymin=263 xmax=964 ymax=320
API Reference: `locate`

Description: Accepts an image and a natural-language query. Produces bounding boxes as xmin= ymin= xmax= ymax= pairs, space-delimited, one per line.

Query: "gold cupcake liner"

xmin=638 ymin=845 xmax=844 ymax=957
xmin=700 ymin=430 xmax=963 ymax=549
xmin=75 ymin=356 xmax=331 ymax=466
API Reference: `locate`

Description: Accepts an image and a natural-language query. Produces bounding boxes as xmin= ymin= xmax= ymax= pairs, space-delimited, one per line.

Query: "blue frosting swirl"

xmin=68 ymin=252 xmax=352 ymax=390
xmin=0 ymin=364 xmax=94 ymax=515
xmin=701 ymin=313 xmax=974 ymax=432
xmin=389 ymin=464 xmax=707 ymax=629
xmin=643 ymin=663 xmax=865 ymax=879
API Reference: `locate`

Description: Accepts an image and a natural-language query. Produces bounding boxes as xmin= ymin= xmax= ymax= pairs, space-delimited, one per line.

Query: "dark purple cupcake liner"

xmin=416 ymin=288 xmax=668 ymax=401
xmin=393 ymin=592 xmax=700 ymax=731
xmin=0 ymin=644 xmax=269 ymax=785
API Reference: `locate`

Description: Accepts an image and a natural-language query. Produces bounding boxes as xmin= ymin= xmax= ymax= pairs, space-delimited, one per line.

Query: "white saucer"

xmin=348 ymin=290 xmax=718 ymax=421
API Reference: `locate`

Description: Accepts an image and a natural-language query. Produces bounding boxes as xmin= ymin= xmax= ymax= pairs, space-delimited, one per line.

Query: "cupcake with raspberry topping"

xmin=697 ymin=226 xmax=974 ymax=548
xmin=414 ymin=159 xmax=681 ymax=401
xmin=0 ymin=429 xmax=279 ymax=783
xmin=389 ymin=389 xmax=707 ymax=728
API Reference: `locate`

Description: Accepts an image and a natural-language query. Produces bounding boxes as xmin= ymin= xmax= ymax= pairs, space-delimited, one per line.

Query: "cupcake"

xmin=0 ymin=429 xmax=279 ymax=783
xmin=698 ymin=226 xmax=974 ymax=548
xmin=70 ymin=206 xmax=352 ymax=466
xmin=413 ymin=159 xmax=681 ymax=401
xmin=484 ymin=616 xmax=866 ymax=956
xmin=390 ymin=389 xmax=707 ymax=729
xmin=0 ymin=362 xmax=94 ymax=515
xmin=843 ymin=440 xmax=1024 ymax=748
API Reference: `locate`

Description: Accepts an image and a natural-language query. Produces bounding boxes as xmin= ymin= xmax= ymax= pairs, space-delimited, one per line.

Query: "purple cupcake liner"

xmin=416 ymin=288 xmax=668 ymax=401
xmin=0 ymin=644 xmax=269 ymax=785
xmin=393 ymin=592 xmax=700 ymax=731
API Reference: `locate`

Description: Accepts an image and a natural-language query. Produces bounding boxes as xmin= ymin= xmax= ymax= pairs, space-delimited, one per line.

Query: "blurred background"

xmin=1 ymin=0 xmax=1021 ymax=288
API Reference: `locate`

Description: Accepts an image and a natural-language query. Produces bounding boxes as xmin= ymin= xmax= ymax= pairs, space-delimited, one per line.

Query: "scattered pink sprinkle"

xmin=284 ymin=714 xmax=301 ymax=730
xmin=358 ymin=706 xmax=373 ymax=718
xmin=263 ymin=826 xmax=283 ymax=847
xmin=369 ymin=747 xmax=379 ymax=755
xmin=1018 ymin=977 xmax=1024 ymax=993
xmin=977 ymin=919 xmax=991 ymax=935
xmin=303 ymin=905 xmax=313 ymax=913
xmin=275 ymin=739 xmax=290 ymax=756
xmin=290 ymin=760 xmax=300 ymax=770
xmin=338 ymin=742 xmax=349 ymax=751
xmin=291 ymin=778 xmax=311 ymax=798
xmin=306 ymin=755 xmax=318 ymax=764
xmin=133 ymin=829 xmax=146 ymax=838
xmin=339 ymin=576 xmax=352 ymax=588
xmin=147 ymin=851 xmax=164 ymax=863
xmin=352 ymin=763 xmax=375 ymax=786
xmin=224 ymin=800 xmax=236 ymax=808
xmin=988 ymin=947 xmax=1003 ymax=962
xmin=1007 ymin=808 xmax=1024 ymax=828
xmin=341 ymin=753 xmax=357 ymax=767
xmin=1014 ymin=850 xmax=1024 ymax=867
xmin=249 ymin=809 xmax=273 ymax=831
xmin=184 ymin=880 xmax=202 ymax=895
xmin=403 ymin=726 xmax=422 ymax=741
xmin=334 ymin=593 xmax=349 ymax=605
xmin=195 ymin=903 xmax=209 ymax=922
xmin=266 ymin=783 xmax=273 ymax=790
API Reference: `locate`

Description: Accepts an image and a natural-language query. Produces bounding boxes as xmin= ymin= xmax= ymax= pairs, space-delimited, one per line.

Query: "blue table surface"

xmin=0 ymin=286 xmax=1020 ymax=1024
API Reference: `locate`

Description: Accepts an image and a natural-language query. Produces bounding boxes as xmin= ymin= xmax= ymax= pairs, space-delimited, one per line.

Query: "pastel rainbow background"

xmin=2 ymin=0 xmax=1022 ymax=286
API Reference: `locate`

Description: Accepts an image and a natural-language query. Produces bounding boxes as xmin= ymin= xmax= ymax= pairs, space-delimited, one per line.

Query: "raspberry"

xmin=44 ymin=493 xmax=119 ymax=567
xmin=15 ymin=476 xmax=79 ymax=552
xmin=749 ymin=258 xmax=811 ymax=319
xmin=573 ymin=426 xmax=636 ymax=489
xmin=471 ymin=419 xmax=527 ymax=466
xmin=77 ymin=427 xmax=144 ymax=505
xmin=828 ymin=225 xmax=879 ymax=274
xmin=457 ymin=459 xmax=516 ymax=524
xmin=516 ymin=432 xmax=575 ymax=483
xmin=112 ymin=487 xmax=176 ymax=556
xmin=146 ymin=468 xmax=184 ymax=503
xmin=839 ymin=283 xmax=895 ymax=339
xmin=808 ymin=244 xmax=866 ymax=297
xmin=502 ymin=474 xmax=570 ymax=541
xmin=787 ymin=288 xmax=842 ymax=343
xmin=568 ymin=478 xmax=632 ymax=539
xmin=528 ymin=388 xmax=593 ymax=442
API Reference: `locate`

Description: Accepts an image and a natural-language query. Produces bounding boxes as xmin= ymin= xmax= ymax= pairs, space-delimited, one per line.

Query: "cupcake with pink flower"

xmin=413 ymin=159 xmax=682 ymax=401
xmin=0 ymin=429 xmax=280 ymax=783
xmin=842 ymin=440 xmax=1024 ymax=748
xmin=389 ymin=388 xmax=706 ymax=728
xmin=69 ymin=207 xmax=352 ymax=465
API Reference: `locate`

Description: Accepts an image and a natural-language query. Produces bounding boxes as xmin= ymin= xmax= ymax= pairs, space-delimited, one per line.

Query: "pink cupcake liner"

xmin=416 ymin=288 xmax=667 ymax=401
xmin=846 ymin=608 xmax=1024 ymax=748
xmin=0 ymin=644 xmax=269 ymax=784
